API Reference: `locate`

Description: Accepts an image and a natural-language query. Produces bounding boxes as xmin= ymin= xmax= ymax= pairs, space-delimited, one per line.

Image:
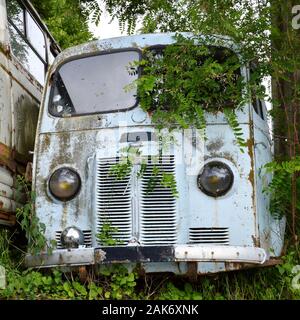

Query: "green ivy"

xmin=15 ymin=176 xmax=56 ymax=255
xmin=97 ymin=221 xmax=123 ymax=246
xmin=263 ymin=157 xmax=300 ymax=219
xmin=133 ymin=34 xmax=247 ymax=150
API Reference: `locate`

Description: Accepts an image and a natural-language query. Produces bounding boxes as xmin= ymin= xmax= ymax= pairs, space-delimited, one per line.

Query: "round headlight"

xmin=49 ymin=168 xmax=81 ymax=201
xmin=197 ymin=161 xmax=233 ymax=197
xmin=60 ymin=226 xmax=84 ymax=249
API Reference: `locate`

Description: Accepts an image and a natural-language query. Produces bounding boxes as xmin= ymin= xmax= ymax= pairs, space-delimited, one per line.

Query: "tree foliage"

xmin=31 ymin=0 xmax=93 ymax=49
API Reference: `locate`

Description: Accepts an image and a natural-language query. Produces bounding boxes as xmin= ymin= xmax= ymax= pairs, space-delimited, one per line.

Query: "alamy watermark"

xmin=0 ymin=265 xmax=6 ymax=289
xmin=292 ymin=5 xmax=300 ymax=29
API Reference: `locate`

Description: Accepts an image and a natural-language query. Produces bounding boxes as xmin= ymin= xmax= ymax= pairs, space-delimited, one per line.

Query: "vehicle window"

xmin=7 ymin=0 xmax=46 ymax=84
xmin=26 ymin=12 xmax=46 ymax=60
xmin=6 ymin=0 xmax=24 ymax=33
xmin=49 ymin=51 xmax=140 ymax=116
xmin=7 ymin=25 xmax=45 ymax=84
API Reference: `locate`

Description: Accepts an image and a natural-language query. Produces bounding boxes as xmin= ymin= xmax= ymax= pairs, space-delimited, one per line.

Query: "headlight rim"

xmin=197 ymin=160 xmax=234 ymax=197
xmin=48 ymin=167 xmax=81 ymax=202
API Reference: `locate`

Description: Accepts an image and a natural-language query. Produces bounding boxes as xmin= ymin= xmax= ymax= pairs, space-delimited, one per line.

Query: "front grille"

xmin=140 ymin=156 xmax=177 ymax=245
xmin=96 ymin=155 xmax=177 ymax=246
xmin=55 ymin=230 xmax=92 ymax=249
xmin=189 ymin=227 xmax=229 ymax=245
xmin=96 ymin=158 xmax=132 ymax=245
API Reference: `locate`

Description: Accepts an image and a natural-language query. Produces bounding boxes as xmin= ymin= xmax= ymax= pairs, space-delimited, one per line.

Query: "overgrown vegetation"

xmin=1 ymin=230 xmax=300 ymax=300
xmin=97 ymin=221 xmax=123 ymax=246
xmin=15 ymin=176 xmax=56 ymax=255
xmin=31 ymin=0 xmax=93 ymax=49
xmin=130 ymin=35 xmax=248 ymax=150
xmin=109 ymin=146 xmax=179 ymax=197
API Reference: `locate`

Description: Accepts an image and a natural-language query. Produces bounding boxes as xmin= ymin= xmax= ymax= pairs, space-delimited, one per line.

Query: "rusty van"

xmin=0 ymin=0 xmax=59 ymax=226
xmin=26 ymin=33 xmax=286 ymax=276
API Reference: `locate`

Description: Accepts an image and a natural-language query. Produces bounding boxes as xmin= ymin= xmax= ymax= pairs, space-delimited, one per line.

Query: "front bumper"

xmin=25 ymin=245 xmax=268 ymax=268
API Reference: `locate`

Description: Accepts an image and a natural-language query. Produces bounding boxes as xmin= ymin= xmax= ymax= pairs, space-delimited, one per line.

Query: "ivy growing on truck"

xmin=127 ymin=34 xmax=250 ymax=151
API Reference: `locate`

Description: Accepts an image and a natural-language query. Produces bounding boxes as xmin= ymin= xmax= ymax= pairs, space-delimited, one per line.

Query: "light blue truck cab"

xmin=26 ymin=33 xmax=286 ymax=276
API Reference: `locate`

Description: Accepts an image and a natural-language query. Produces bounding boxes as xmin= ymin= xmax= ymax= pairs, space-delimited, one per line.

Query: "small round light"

xmin=197 ymin=161 xmax=234 ymax=197
xmin=60 ymin=226 xmax=84 ymax=249
xmin=49 ymin=168 xmax=81 ymax=201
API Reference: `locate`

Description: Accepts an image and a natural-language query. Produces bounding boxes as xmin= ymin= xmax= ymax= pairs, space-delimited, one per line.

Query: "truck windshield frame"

xmin=48 ymin=49 xmax=141 ymax=117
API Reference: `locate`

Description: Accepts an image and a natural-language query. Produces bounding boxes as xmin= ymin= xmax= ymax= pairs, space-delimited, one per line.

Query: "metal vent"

xmin=189 ymin=227 xmax=229 ymax=245
xmin=96 ymin=158 xmax=132 ymax=245
xmin=55 ymin=230 xmax=92 ymax=249
xmin=140 ymin=156 xmax=177 ymax=246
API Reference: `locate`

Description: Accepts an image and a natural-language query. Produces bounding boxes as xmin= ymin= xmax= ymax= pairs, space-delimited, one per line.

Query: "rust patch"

xmin=247 ymin=137 xmax=255 ymax=188
xmin=204 ymin=151 xmax=237 ymax=166
xmin=251 ymin=235 xmax=260 ymax=247
xmin=186 ymin=262 xmax=198 ymax=282
xmin=95 ymin=249 xmax=106 ymax=263
xmin=40 ymin=134 xmax=51 ymax=154
xmin=224 ymin=262 xmax=244 ymax=272
xmin=0 ymin=142 xmax=16 ymax=172
xmin=0 ymin=42 xmax=10 ymax=56
xmin=0 ymin=211 xmax=16 ymax=225
xmin=247 ymin=116 xmax=260 ymax=247
xmin=206 ymin=138 xmax=224 ymax=152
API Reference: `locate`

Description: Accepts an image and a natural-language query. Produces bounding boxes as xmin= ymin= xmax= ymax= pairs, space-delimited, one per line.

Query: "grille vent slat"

xmin=96 ymin=158 xmax=132 ymax=245
xmin=189 ymin=227 xmax=229 ymax=245
xmin=140 ymin=155 xmax=177 ymax=246
xmin=55 ymin=230 xmax=92 ymax=249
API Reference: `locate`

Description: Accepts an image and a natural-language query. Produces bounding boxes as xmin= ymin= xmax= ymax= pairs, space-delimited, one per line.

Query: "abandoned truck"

xmin=26 ymin=33 xmax=286 ymax=275
xmin=0 ymin=0 xmax=59 ymax=226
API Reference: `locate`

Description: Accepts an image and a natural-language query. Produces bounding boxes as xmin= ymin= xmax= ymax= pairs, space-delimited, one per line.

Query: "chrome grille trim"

xmin=140 ymin=156 xmax=177 ymax=245
xmin=55 ymin=230 xmax=92 ymax=249
xmin=189 ymin=227 xmax=229 ymax=245
xmin=96 ymin=158 xmax=132 ymax=245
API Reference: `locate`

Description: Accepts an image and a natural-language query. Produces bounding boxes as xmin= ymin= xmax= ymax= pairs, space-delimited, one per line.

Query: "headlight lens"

xmin=197 ymin=161 xmax=233 ymax=197
xmin=49 ymin=168 xmax=81 ymax=201
xmin=60 ymin=226 xmax=84 ymax=249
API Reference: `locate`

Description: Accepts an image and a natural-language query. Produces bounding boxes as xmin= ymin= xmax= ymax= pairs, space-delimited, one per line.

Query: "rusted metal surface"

xmin=0 ymin=210 xmax=16 ymax=225
xmin=0 ymin=142 xmax=16 ymax=172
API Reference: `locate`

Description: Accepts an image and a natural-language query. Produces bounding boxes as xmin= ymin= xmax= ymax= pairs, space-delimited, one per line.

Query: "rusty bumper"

xmin=25 ymin=245 xmax=268 ymax=268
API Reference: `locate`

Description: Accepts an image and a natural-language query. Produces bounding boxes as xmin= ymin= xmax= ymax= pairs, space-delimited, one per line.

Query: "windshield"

xmin=49 ymin=50 xmax=140 ymax=116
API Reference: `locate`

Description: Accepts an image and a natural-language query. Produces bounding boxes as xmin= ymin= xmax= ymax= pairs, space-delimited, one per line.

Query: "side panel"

xmin=253 ymin=105 xmax=285 ymax=256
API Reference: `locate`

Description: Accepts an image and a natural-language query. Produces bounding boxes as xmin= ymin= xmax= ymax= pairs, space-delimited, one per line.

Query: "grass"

xmin=1 ymin=227 xmax=300 ymax=300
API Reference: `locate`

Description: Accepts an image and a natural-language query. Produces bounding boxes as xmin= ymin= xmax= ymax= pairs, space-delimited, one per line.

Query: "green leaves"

xmin=263 ymin=158 xmax=300 ymax=219
xmin=135 ymin=35 xmax=246 ymax=146
xmin=223 ymin=108 xmax=247 ymax=152
xmin=97 ymin=221 xmax=123 ymax=246
xmin=109 ymin=160 xmax=133 ymax=180
xmin=15 ymin=176 xmax=55 ymax=256
xmin=146 ymin=165 xmax=179 ymax=198
xmin=31 ymin=0 xmax=93 ymax=49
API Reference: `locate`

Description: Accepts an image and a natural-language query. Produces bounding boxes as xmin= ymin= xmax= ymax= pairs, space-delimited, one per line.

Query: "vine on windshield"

xmin=128 ymin=34 xmax=251 ymax=151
